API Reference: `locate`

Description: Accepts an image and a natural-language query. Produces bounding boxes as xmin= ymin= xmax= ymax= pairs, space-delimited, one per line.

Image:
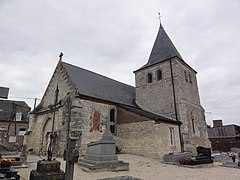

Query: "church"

xmin=27 ymin=24 xmax=210 ymax=159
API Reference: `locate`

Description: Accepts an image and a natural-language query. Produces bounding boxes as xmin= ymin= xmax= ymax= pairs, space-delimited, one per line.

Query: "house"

xmin=207 ymin=120 xmax=240 ymax=152
xmin=0 ymin=87 xmax=30 ymax=149
xmin=27 ymin=24 xmax=210 ymax=159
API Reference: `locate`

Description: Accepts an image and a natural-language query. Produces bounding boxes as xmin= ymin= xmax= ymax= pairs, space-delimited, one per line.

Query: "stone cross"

xmin=101 ymin=118 xmax=114 ymax=133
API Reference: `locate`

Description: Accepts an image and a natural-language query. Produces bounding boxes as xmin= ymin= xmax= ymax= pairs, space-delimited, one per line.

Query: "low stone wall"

xmin=116 ymin=122 xmax=181 ymax=159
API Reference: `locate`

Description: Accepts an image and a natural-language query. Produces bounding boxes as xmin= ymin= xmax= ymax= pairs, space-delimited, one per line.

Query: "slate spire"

xmin=136 ymin=24 xmax=182 ymax=71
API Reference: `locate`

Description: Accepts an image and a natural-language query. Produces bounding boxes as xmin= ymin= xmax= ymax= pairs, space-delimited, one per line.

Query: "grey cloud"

xmin=0 ymin=0 xmax=240 ymax=125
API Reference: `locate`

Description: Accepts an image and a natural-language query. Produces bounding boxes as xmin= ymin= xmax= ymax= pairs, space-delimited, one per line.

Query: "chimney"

xmin=0 ymin=86 xmax=9 ymax=99
xmin=213 ymin=120 xmax=223 ymax=127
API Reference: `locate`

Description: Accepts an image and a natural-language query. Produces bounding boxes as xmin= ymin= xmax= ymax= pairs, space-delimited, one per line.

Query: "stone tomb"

xmin=30 ymin=160 xmax=65 ymax=180
xmin=163 ymin=152 xmax=194 ymax=164
xmin=79 ymin=121 xmax=129 ymax=171
xmin=188 ymin=146 xmax=213 ymax=165
xmin=0 ymin=167 xmax=19 ymax=180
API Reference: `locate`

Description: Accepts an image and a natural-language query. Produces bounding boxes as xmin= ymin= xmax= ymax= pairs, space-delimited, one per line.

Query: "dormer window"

xmin=157 ymin=70 xmax=162 ymax=80
xmin=16 ymin=112 xmax=22 ymax=121
xmin=147 ymin=73 xmax=153 ymax=83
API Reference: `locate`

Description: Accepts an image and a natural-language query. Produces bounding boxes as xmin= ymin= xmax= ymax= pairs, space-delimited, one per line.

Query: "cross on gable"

xmin=59 ymin=52 xmax=64 ymax=61
xmin=157 ymin=12 xmax=162 ymax=25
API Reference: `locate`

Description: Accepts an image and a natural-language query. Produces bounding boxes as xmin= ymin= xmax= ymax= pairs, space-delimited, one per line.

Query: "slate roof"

xmin=62 ymin=62 xmax=136 ymax=107
xmin=135 ymin=24 xmax=183 ymax=72
xmin=0 ymin=99 xmax=30 ymax=121
xmin=207 ymin=125 xmax=240 ymax=138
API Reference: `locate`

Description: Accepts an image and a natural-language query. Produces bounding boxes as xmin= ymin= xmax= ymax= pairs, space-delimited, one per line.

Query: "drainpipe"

xmin=169 ymin=59 xmax=184 ymax=152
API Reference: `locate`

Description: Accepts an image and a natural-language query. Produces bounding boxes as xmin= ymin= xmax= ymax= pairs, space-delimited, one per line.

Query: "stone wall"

xmin=27 ymin=61 xmax=118 ymax=155
xmin=116 ymin=107 xmax=181 ymax=159
xmin=27 ymin=61 xmax=76 ymax=155
xmin=135 ymin=60 xmax=175 ymax=119
xmin=71 ymin=98 xmax=116 ymax=154
xmin=134 ymin=57 xmax=211 ymax=152
xmin=173 ymin=60 xmax=211 ymax=150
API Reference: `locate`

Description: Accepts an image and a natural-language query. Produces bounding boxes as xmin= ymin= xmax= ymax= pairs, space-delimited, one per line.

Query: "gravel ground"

xmin=14 ymin=154 xmax=240 ymax=180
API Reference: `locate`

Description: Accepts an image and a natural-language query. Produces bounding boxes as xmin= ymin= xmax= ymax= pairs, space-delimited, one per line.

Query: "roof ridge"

xmin=0 ymin=99 xmax=27 ymax=103
xmin=62 ymin=61 xmax=134 ymax=88
xmin=61 ymin=61 xmax=136 ymax=107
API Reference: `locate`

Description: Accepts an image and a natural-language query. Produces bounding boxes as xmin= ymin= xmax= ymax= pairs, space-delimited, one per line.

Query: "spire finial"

xmin=157 ymin=12 xmax=162 ymax=27
xmin=59 ymin=52 xmax=63 ymax=61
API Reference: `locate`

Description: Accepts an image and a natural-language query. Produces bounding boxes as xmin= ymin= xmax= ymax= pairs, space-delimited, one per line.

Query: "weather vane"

xmin=157 ymin=12 xmax=162 ymax=24
xmin=59 ymin=52 xmax=63 ymax=61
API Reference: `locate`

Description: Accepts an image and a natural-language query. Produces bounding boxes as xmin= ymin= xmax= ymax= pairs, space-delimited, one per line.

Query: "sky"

xmin=0 ymin=0 xmax=239 ymax=126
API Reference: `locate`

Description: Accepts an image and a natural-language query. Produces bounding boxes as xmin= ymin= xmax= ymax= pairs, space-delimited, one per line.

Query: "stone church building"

xmin=28 ymin=24 xmax=210 ymax=159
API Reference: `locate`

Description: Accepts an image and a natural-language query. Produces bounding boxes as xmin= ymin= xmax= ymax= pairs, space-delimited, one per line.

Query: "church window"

xmin=184 ymin=71 xmax=188 ymax=82
xmin=157 ymin=70 xmax=162 ymax=80
xmin=189 ymin=74 xmax=192 ymax=84
xmin=169 ymin=127 xmax=175 ymax=146
xmin=110 ymin=109 xmax=115 ymax=134
xmin=147 ymin=73 xmax=153 ymax=83
xmin=191 ymin=112 xmax=195 ymax=134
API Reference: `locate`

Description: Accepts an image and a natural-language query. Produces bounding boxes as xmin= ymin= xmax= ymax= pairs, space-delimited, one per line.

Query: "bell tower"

xmin=134 ymin=24 xmax=211 ymax=151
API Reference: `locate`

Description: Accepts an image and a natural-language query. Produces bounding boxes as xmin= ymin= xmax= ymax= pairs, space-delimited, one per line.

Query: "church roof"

xmin=62 ymin=62 xmax=136 ymax=107
xmin=136 ymin=24 xmax=183 ymax=72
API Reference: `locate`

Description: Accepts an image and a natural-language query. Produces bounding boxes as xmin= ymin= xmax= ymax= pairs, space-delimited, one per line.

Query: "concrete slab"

xmin=222 ymin=162 xmax=240 ymax=169
xmin=98 ymin=176 xmax=142 ymax=180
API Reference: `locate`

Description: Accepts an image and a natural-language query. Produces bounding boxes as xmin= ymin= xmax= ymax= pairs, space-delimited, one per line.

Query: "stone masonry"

xmin=116 ymin=107 xmax=181 ymax=159
xmin=135 ymin=58 xmax=211 ymax=151
xmin=28 ymin=61 xmax=118 ymax=155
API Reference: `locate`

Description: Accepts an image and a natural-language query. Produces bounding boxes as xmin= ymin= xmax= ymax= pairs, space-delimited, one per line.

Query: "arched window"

xmin=157 ymin=70 xmax=162 ymax=80
xmin=169 ymin=127 xmax=175 ymax=146
xmin=110 ymin=109 xmax=115 ymax=134
xmin=189 ymin=74 xmax=192 ymax=84
xmin=191 ymin=111 xmax=195 ymax=134
xmin=184 ymin=71 xmax=188 ymax=82
xmin=147 ymin=73 xmax=153 ymax=83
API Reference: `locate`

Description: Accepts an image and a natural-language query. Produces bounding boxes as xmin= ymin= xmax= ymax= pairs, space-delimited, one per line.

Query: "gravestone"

xmin=0 ymin=166 xmax=19 ymax=180
xmin=230 ymin=147 xmax=240 ymax=153
xmin=78 ymin=119 xmax=129 ymax=171
xmin=29 ymin=160 xmax=65 ymax=180
xmin=188 ymin=146 xmax=213 ymax=165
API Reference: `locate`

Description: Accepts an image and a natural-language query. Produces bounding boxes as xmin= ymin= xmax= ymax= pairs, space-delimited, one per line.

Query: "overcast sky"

xmin=0 ymin=0 xmax=239 ymax=126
